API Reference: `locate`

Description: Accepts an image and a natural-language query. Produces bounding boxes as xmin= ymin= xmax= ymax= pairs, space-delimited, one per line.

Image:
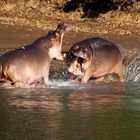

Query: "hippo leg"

xmin=115 ymin=71 xmax=124 ymax=82
xmin=43 ymin=68 xmax=50 ymax=85
xmin=3 ymin=65 xmax=17 ymax=83
xmin=81 ymin=68 xmax=92 ymax=83
xmin=111 ymin=62 xmax=124 ymax=82
xmin=43 ymin=77 xmax=49 ymax=85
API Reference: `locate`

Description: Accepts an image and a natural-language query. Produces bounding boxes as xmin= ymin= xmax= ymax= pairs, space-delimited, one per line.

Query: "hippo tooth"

xmin=22 ymin=47 xmax=25 ymax=50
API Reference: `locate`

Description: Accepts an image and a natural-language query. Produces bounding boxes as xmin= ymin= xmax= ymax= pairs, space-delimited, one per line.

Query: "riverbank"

xmin=0 ymin=1 xmax=140 ymax=35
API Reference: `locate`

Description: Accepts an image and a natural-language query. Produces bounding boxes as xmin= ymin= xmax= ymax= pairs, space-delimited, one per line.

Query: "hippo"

xmin=66 ymin=37 xmax=124 ymax=83
xmin=0 ymin=22 xmax=69 ymax=86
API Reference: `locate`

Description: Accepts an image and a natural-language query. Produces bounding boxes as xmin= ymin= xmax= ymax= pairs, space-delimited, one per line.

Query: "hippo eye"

xmin=83 ymin=47 xmax=88 ymax=53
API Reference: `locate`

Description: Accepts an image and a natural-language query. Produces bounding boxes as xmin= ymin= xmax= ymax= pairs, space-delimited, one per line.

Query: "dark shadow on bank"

xmin=61 ymin=0 xmax=135 ymax=18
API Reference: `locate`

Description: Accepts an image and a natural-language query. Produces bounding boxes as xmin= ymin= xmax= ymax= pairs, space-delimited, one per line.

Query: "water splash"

xmin=122 ymin=49 xmax=140 ymax=82
xmin=124 ymin=61 xmax=140 ymax=81
xmin=122 ymin=49 xmax=140 ymax=66
xmin=0 ymin=49 xmax=139 ymax=89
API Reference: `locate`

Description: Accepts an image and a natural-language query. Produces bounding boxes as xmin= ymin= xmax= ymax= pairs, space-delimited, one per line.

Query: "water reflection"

xmin=0 ymin=85 xmax=123 ymax=112
xmin=0 ymin=88 xmax=63 ymax=140
xmin=66 ymin=91 xmax=122 ymax=112
xmin=0 ymin=83 xmax=140 ymax=140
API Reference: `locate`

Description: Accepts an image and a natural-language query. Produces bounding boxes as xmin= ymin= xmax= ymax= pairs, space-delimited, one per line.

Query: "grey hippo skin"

xmin=0 ymin=22 xmax=68 ymax=86
xmin=66 ymin=37 xmax=124 ymax=83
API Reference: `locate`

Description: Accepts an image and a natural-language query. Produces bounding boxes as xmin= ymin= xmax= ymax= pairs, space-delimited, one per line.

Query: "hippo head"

xmin=67 ymin=56 xmax=84 ymax=76
xmin=73 ymin=45 xmax=93 ymax=71
xmin=47 ymin=22 xmax=70 ymax=60
xmin=55 ymin=22 xmax=70 ymax=35
xmin=67 ymin=44 xmax=93 ymax=75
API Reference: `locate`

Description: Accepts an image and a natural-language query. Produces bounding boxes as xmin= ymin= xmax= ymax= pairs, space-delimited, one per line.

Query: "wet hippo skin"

xmin=0 ymin=22 xmax=68 ymax=86
xmin=67 ymin=37 xmax=124 ymax=83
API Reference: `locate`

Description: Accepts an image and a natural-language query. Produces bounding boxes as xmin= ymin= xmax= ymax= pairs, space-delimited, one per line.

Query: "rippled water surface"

xmin=0 ymin=24 xmax=140 ymax=140
xmin=0 ymin=82 xmax=140 ymax=140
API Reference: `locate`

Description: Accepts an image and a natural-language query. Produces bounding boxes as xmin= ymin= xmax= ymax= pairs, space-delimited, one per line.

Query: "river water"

xmin=0 ymin=24 xmax=140 ymax=140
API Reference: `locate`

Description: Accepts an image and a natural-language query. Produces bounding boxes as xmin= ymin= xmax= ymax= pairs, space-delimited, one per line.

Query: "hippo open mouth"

xmin=76 ymin=57 xmax=85 ymax=73
xmin=67 ymin=55 xmax=85 ymax=76
xmin=66 ymin=45 xmax=91 ymax=76
xmin=77 ymin=57 xmax=84 ymax=67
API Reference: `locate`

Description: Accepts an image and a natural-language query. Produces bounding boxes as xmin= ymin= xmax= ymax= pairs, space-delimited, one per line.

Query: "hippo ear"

xmin=56 ymin=22 xmax=71 ymax=33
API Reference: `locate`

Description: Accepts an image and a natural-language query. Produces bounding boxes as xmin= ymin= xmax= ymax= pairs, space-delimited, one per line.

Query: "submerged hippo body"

xmin=0 ymin=22 xmax=68 ymax=85
xmin=67 ymin=37 xmax=124 ymax=83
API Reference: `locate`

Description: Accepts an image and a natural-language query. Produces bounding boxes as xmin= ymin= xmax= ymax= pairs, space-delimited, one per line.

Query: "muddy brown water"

xmin=0 ymin=24 xmax=140 ymax=140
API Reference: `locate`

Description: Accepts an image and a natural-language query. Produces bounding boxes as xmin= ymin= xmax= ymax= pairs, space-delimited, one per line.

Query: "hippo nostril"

xmin=81 ymin=67 xmax=84 ymax=72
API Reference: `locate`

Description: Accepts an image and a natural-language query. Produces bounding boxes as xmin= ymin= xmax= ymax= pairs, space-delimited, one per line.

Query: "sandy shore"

xmin=0 ymin=1 xmax=139 ymax=36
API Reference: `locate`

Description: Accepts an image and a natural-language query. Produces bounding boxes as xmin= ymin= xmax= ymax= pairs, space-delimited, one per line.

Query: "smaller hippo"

xmin=0 ymin=22 xmax=69 ymax=86
xmin=66 ymin=37 xmax=124 ymax=83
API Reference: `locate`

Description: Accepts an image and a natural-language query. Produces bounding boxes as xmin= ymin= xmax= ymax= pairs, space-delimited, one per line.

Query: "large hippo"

xmin=0 ymin=22 xmax=68 ymax=86
xmin=66 ymin=37 xmax=124 ymax=83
